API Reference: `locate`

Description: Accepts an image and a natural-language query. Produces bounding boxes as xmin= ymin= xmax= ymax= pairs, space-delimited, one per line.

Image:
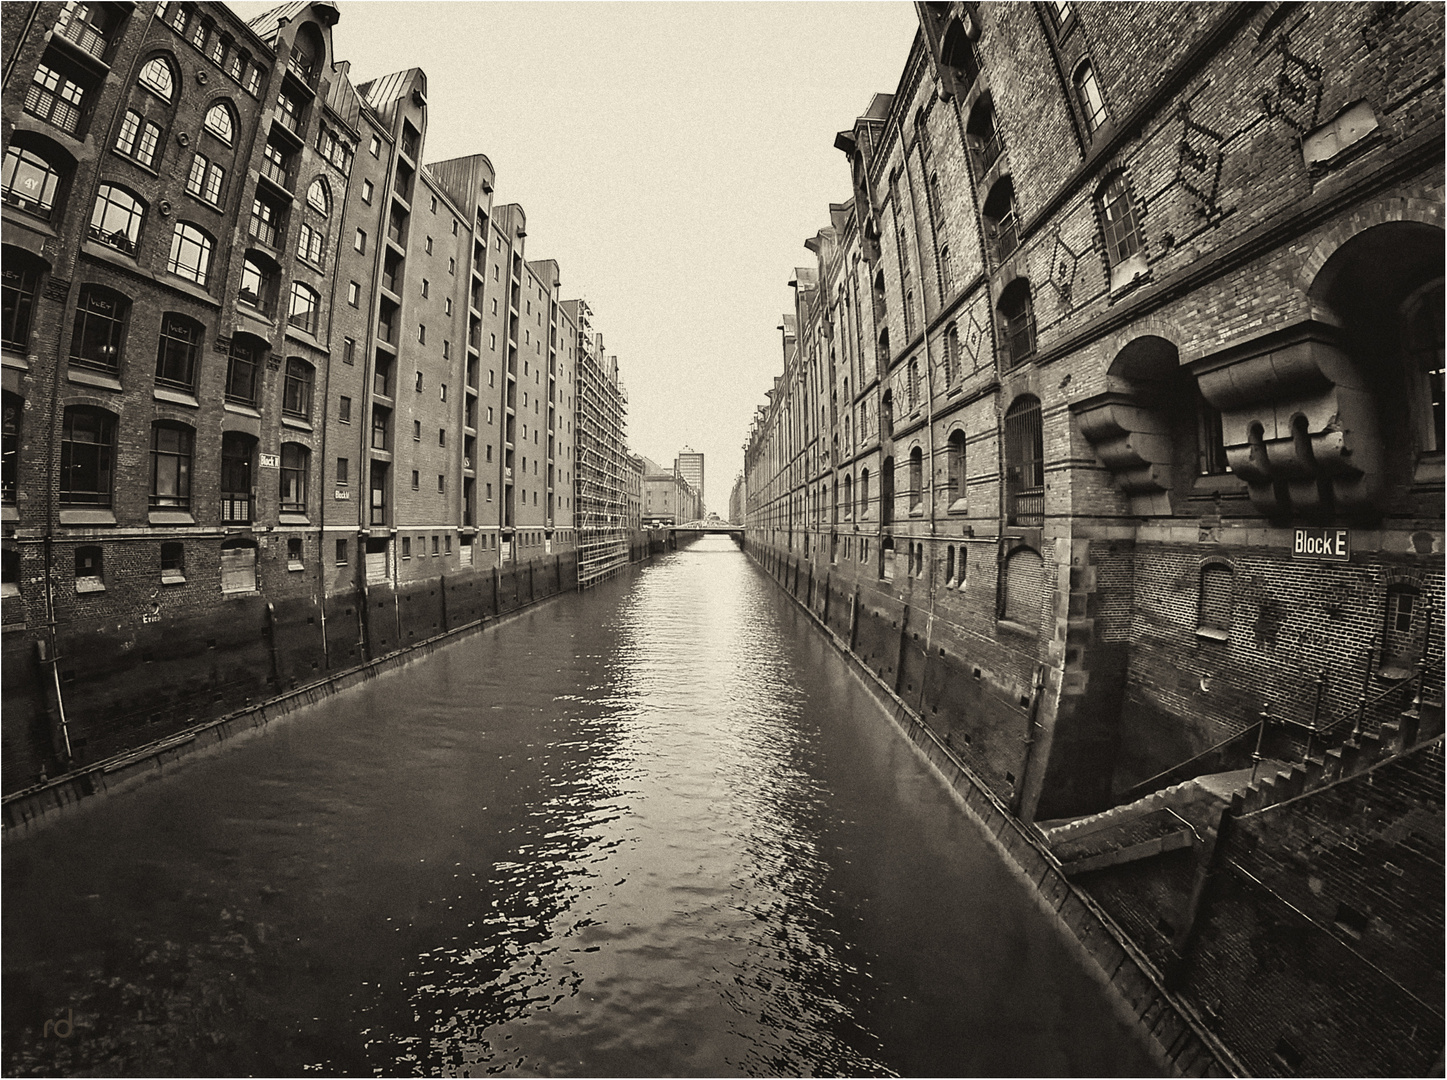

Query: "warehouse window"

xmin=1197 ymin=562 xmax=1233 ymax=639
xmin=947 ymin=429 xmax=967 ymax=509
xmin=1004 ymin=395 xmax=1043 ymax=526
xmin=1075 ymin=61 xmax=1108 ymax=134
xmin=160 ymin=541 xmax=185 ymax=584
xmin=75 ymin=545 xmax=104 ymax=592
xmin=1381 ymin=584 xmax=1423 ymax=676
xmin=69 ymin=286 xmax=128 ymax=373
xmin=220 ymin=538 xmax=257 ymax=593
xmin=166 ymin=222 xmax=214 ymax=284
xmin=138 ymin=56 xmax=176 ymax=102
xmin=1097 ymin=172 xmax=1142 ymax=270
xmin=280 ymin=443 xmax=309 ymax=515
xmin=149 ymin=422 xmax=193 ymax=509
xmin=908 ymin=446 xmax=923 ymax=512
xmin=997 ymin=279 xmax=1036 ymax=369
xmin=3 ymin=143 xmax=64 ymax=219
xmin=154 ymin=312 xmax=202 ymax=390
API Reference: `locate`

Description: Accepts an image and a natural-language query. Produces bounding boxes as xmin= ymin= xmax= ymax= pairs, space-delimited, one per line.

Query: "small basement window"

xmin=75 ymin=546 xmax=104 ymax=593
xmin=287 ymin=537 xmax=304 ymax=570
xmin=160 ymin=541 xmax=186 ymax=584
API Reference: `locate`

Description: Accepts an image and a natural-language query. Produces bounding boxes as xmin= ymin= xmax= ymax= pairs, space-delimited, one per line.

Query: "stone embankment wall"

xmin=2 ymin=530 xmax=671 ymax=812
xmin=747 ymin=537 xmax=1243 ymax=1078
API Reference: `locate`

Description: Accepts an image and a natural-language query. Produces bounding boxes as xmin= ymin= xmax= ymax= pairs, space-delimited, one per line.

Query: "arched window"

xmin=877 ymin=326 xmax=891 ymax=374
xmin=2 ymin=252 xmax=42 ymax=350
xmin=946 ymin=545 xmax=955 ymax=587
xmin=203 ymin=101 xmax=235 ymax=144
xmin=287 ymin=281 xmax=319 ymax=333
xmin=859 ymin=467 xmax=871 ymax=519
xmin=1402 ymin=279 xmax=1445 ymax=451
xmin=908 ymin=446 xmax=923 ymax=511
xmin=220 ymin=537 xmax=258 ymax=593
xmin=940 ymin=18 xmax=980 ymax=96
xmin=154 ymin=312 xmax=202 ymax=390
xmin=280 ymin=443 xmax=309 ymax=514
xmin=225 ymin=335 xmax=264 ymax=406
xmin=843 ymin=473 xmax=854 ymax=519
xmin=997 ymin=278 xmax=1036 ymax=368
xmin=305 ymin=178 xmax=329 ymax=215
xmin=947 ymin=429 xmax=967 ymax=509
xmin=1075 ymin=61 xmax=1108 ymax=134
xmin=1098 ymin=171 xmax=1142 ymax=282
xmin=238 ymin=253 xmax=276 ymax=314
xmin=2 ymin=143 xmax=63 ymax=219
xmin=908 ymin=358 xmax=921 ymax=407
xmin=69 ymin=285 xmax=129 ymax=373
xmin=283 ymin=357 xmax=313 ymax=419
xmin=982 ymin=177 xmax=1018 ymax=262
xmin=1198 ymin=562 xmax=1233 ymax=638
xmin=166 ymin=222 xmax=213 ymax=284
xmin=89 ymin=184 xmax=145 ymax=254
xmin=149 ymin=421 xmax=194 ymax=509
xmin=60 ymin=405 xmax=116 ymax=506
xmin=1004 ymin=395 xmax=1044 ymax=526
xmin=1003 ymin=546 xmax=1045 ymax=628
xmin=944 ymin=324 xmax=961 ymax=385
xmin=220 ymin=433 xmax=255 ymax=524
xmin=138 ymin=56 xmax=176 ymax=102
xmin=967 ymin=93 xmax=1002 ymax=170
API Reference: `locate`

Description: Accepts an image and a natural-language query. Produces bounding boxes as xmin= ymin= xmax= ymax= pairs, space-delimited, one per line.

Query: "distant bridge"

xmin=673 ymin=520 xmax=742 ymax=535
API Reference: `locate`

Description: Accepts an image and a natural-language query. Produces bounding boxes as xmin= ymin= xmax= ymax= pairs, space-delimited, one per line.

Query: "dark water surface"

xmin=4 ymin=537 xmax=1159 ymax=1077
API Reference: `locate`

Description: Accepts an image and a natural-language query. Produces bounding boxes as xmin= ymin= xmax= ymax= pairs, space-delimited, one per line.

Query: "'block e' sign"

xmin=1293 ymin=527 xmax=1350 ymax=561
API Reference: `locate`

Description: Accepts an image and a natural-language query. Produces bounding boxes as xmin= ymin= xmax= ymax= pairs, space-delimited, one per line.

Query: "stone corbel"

xmin=1195 ymin=321 xmax=1383 ymax=519
xmin=1071 ymin=391 xmax=1174 ymax=516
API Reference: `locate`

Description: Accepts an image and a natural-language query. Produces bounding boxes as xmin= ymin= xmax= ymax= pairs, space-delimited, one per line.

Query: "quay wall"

xmin=1 ymin=531 xmax=667 ymax=820
xmin=745 ymin=536 xmax=1242 ymax=1078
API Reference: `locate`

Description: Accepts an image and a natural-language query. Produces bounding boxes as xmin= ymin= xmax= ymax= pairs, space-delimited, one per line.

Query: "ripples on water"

xmin=3 ymin=537 xmax=1158 ymax=1077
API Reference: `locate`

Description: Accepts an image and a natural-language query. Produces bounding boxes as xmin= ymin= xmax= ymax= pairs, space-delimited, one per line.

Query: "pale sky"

xmin=235 ymin=1 xmax=922 ymax=512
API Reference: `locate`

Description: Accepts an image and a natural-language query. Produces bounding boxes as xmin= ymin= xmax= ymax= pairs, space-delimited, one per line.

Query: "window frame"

xmin=89 ymin=184 xmax=146 ymax=255
xmin=59 ymin=405 xmax=117 ymax=507
xmin=166 ymin=221 xmax=214 ymax=285
xmin=149 ymin=420 xmax=194 ymax=509
xmin=2 ymin=143 xmax=63 ymax=219
xmin=282 ymin=356 xmax=313 ymax=420
xmin=69 ymin=285 xmax=129 ymax=373
xmin=154 ymin=312 xmax=202 ymax=390
xmin=138 ymin=55 xmax=177 ymax=103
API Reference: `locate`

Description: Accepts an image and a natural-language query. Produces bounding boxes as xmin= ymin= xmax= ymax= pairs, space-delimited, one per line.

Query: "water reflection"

xmin=4 ymin=537 xmax=1157 ymax=1077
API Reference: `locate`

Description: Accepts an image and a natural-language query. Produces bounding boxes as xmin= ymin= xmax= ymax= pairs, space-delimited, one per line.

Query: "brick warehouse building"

xmin=1 ymin=0 xmax=633 ymax=789
xmin=744 ymin=2 xmax=1442 ymax=1073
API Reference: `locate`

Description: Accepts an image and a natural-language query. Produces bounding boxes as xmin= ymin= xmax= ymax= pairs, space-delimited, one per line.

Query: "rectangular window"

xmin=448 ymin=257 xmax=456 ymax=275
xmin=402 ymin=536 xmax=411 ymax=559
xmin=439 ymin=383 xmax=447 ymax=401
xmin=336 ymin=538 xmax=349 ymax=565
xmin=438 ymin=428 xmax=446 ymax=446
xmin=354 ymin=228 xmax=366 ymax=253
xmin=361 ymin=179 xmax=373 ymax=203
xmin=411 ymin=470 xmax=420 ymax=490
xmin=342 ymin=337 xmax=355 ymax=365
xmin=437 ymin=475 xmax=445 ymax=493
xmin=336 ymin=456 xmax=349 ymax=484
xmin=280 ymin=443 xmax=308 ymax=514
xmin=444 ymin=298 xmax=452 ymax=316
xmin=150 ymin=424 xmax=193 ymax=508
xmin=421 ymin=278 xmax=429 ymax=298
xmin=425 ymin=236 xmax=433 ymax=255
xmin=339 ymin=396 xmax=351 ymax=423
xmin=369 ymin=134 xmax=380 ymax=157
xmin=348 ymin=280 xmax=360 ymax=306
xmin=419 ymin=323 xmax=426 ymax=344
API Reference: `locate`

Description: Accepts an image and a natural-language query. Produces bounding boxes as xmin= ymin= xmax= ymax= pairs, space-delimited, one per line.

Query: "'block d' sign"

xmin=1293 ymin=527 xmax=1350 ymax=561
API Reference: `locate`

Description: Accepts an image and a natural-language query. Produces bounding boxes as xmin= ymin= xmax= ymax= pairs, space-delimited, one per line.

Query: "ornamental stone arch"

xmin=1194 ymin=216 xmax=1444 ymax=519
xmin=1070 ymin=334 xmax=1182 ymax=516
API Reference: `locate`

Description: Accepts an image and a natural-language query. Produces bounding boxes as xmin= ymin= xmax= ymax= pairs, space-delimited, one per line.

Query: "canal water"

xmin=4 ymin=536 xmax=1159 ymax=1077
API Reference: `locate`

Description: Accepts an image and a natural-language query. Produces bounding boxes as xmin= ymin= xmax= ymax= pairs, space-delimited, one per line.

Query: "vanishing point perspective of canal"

xmin=4 ymin=538 xmax=1159 ymax=1077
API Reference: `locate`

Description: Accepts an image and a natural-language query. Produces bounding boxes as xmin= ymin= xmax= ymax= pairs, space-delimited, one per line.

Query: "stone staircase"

xmin=1038 ymin=704 xmax=1444 ymax=875
xmin=1229 ymin=710 xmax=1441 ymax=816
xmin=1036 ymin=763 xmax=1289 ymax=876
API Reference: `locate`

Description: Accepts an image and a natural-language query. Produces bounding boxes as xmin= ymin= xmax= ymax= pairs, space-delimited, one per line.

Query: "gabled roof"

xmin=246 ymin=0 xmax=309 ymax=46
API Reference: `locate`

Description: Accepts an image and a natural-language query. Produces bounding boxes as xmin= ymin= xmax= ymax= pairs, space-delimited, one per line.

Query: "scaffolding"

xmin=574 ymin=314 xmax=631 ymax=587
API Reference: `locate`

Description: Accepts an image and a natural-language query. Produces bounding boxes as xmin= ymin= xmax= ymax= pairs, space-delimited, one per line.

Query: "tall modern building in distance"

xmin=674 ymin=446 xmax=703 ymax=512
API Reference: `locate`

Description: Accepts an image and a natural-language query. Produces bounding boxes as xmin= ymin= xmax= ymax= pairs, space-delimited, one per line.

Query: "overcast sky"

xmin=236 ymin=1 xmax=921 ymax=512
